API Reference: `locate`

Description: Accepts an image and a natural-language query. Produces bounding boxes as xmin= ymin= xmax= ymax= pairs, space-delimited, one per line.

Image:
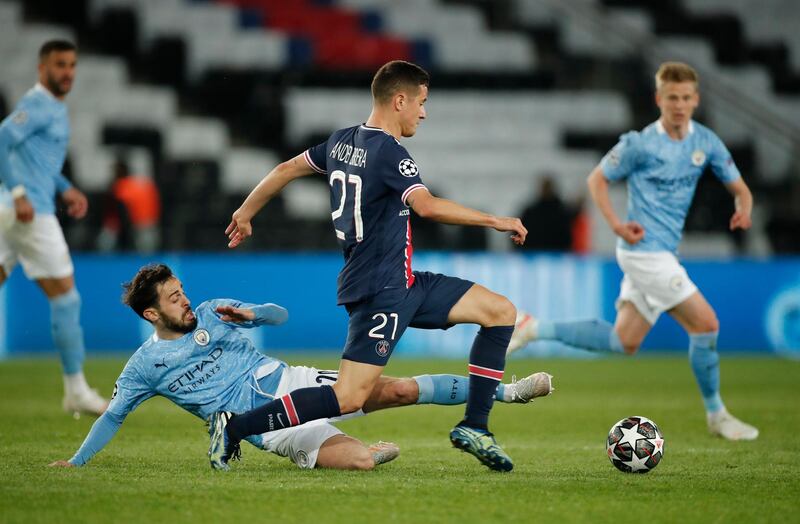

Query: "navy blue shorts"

xmin=342 ymin=271 xmax=474 ymax=365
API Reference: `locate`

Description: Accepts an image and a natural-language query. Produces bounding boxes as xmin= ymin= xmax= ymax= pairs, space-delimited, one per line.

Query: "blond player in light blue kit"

xmin=509 ymin=62 xmax=757 ymax=441
xmin=0 ymin=40 xmax=106 ymax=417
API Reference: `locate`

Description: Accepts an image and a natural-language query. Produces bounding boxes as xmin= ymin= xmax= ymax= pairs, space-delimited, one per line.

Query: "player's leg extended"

xmin=448 ymin=284 xmax=515 ymax=429
xmin=316 ymin=434 xmax=399 ymax=470
xmin=668 ymin=292 xmax=758 ymax=440
xmin=37 ymin=275 xmax=107 ymax=416
xmin=363 ymin=372 xmax=554 ymax=412
xmin=216 ymin=360 xmax=380 ymax=468
xmin=445 ymin=284 xmax=516 ymax=471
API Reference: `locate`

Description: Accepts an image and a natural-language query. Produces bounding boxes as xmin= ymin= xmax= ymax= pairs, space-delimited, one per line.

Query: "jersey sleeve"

xmin=68 ymin=358 xmax=154 ymax=466
xmin=205 ymin=298 xmax=288 ymax=328
xmin=599 ymin=132 xmax=641 ymax=181
xmin=379 ymin=141 xmax=427 ymax=205
xmin=53 ymin=172 xmax=73 ymax=194
xmin=303 ymin=141 xmax=328 ymax=175
xmin=68 ymin=410 xmax=126 ymax=466
xmin=0 ymin=98 xmax=52 ymax=190
xmin=707 ymin=132 xmax=741 ymax=184
xmin=106 ymin=359 xmax=155 ymax=418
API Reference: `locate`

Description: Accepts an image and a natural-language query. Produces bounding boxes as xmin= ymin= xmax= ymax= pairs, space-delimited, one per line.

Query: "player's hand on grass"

xmin=48 ymin=460 xmax=74 ymax=468
xmin=61 ymin=188 xmax=88 ymax=219
xmin=614 ymin=221 xmax=645 ymax=244
xmin=216 ymin=305 xmax=256 ymax=323
xmin=494 ymin=217 xmax=528 ymax=245
xmin=14 ymin=195 xmax=34 ymax=223
xmin=729 ymin=210 xmax=751 ymax=231
xmin=225 ymin=210 xmax=253 ymax=248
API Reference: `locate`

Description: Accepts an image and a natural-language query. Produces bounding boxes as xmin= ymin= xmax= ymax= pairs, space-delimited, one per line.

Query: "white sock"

xmin=64 ymin=371 xmax=90 ymax=397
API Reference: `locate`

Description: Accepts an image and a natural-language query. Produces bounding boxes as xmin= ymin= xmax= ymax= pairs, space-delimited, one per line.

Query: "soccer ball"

xmin=606 ymin=416 xmax=665 ymax=473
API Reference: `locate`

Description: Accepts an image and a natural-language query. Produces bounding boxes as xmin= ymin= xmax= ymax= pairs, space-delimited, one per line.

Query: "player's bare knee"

xmin=333 ymin=391 xmax=366 ymax=414
xmin=483 ymin=296 xmax=516 ymax=327
xmin=622 ymin=343 xmax=640 ymax=355
xmin=617 ymin=335 xmax=641 ymax=355
xmin=388 ymin=379 xmax=419 ymax=405
xmin=701 ymin=316 xmax=720 ymax=333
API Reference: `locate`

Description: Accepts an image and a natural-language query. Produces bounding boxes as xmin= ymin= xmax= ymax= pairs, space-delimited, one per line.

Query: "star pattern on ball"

xmin=617 ymin=424 xmax=647 ymax=448
xmin=622 ymin=449 xmax=652 ymax=473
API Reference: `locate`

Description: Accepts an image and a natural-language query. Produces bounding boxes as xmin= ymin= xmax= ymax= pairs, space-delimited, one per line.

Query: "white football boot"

xmin=63 ymin=388 xmax=109 ymax=418
xmin=507 ymin=311 xmax=538 ymax=355
xmin=707 ymin=409 xmax=759 ymax=441
xmin=368 ymin=441 xmax=400 ymax=466
xmin=503 ymin=372 xmax=554 ymax=403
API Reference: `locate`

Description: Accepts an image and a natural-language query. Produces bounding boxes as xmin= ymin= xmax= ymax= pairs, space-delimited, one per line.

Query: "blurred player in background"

xmin=509 ymin=62 xmax=757 ymax=441
xmin=49 ymin=263 xmax=553 ymax=470
xmin=219 ymin=60 xmax=529 ymax=472
xmin=0 ymin=40 xmax=107 ymax=417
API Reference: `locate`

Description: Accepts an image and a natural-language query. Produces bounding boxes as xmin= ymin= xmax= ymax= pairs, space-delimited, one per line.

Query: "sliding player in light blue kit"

xmin=0 ymin=40 xmax=106 ymax=416
xmin=49 ymin=264 xmax=552 ymax=470
xmin=509 ymin=62 xmax=757 ymax=441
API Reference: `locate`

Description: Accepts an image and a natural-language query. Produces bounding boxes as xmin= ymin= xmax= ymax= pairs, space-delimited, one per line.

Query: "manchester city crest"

xmin=691 ymin=149 xmax=706 ymax=166
xmin=193 ymin=328 xmax=210 ymax=346
xmin=12 ymin=111 xmax=27 ymax=125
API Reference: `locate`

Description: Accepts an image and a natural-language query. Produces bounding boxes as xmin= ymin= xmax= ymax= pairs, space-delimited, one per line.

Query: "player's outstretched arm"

xmin=49 ymin=410 xmax=126 ymax=467
xmin=407 ymin=189 xmax=527 ymax=245
xmin=215 ymin=302 xmax=288 ymax=326
xmin=725 ymin=177 xmax=753 ymax=231
xmin=226 ymin=153 xmax=316 ymax=248
xmin=587 ymin=166 xmax=644 ymax=244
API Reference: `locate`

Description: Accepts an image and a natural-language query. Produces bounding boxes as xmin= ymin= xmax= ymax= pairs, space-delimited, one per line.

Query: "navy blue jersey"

xmin=305 ymin=124 xmax=427 ymax=305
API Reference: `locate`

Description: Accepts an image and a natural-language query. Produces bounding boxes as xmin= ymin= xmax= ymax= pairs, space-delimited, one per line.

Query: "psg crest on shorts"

xmin=375 ymin=340 xmax=391 ymax=357
xmin=398 ymin=158 xmax=419 ymax=177
xmin=193 ymin=329 xmax=210 ymax=346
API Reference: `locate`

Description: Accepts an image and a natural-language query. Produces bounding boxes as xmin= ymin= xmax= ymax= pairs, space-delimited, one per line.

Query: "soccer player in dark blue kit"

xmin=216 ymin=60 xmax=529 ymax=471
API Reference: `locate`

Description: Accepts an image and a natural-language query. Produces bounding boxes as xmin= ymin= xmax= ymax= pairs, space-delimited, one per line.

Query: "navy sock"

xmin=463 ymin=325 xmax=512 ymax=430
xmin=227 ymin=385 xmax=341 ymax=441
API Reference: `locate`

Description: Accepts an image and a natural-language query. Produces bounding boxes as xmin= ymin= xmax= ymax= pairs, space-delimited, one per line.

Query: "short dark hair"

xmin=39 ymin=40 xmax=77 ymax=60
xmin=122 ymin=263 xmax=174 ymax=319
xmin=371 ymin=60 xmax=429 ymax=104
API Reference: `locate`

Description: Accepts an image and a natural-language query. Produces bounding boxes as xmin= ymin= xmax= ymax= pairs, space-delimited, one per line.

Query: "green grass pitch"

xmin=0 ymin=355 xmax=798 ymax=523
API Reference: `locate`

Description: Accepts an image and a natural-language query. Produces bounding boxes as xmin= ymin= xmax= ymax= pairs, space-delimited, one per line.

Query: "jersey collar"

xmin=655 ymin=119 xmax=694 ymax=136
xmin=33 ymin=82 xmax=61 ymax=102
xmin=359 ymin=124 xmax=393 ymax=137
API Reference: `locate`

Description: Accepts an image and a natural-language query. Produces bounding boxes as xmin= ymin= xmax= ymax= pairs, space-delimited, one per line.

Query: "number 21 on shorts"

xmin=369 ymin=313 xmax=399 ymax=340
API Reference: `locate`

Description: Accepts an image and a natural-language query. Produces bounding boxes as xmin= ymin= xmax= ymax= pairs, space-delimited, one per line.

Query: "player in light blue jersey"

xmin=49 ymin=264 xmax=553 ymax=470
xmin=0 ymin=40 xmax=106 ymax=417
xmin=509 ymin=62 xmax=758 ymax=441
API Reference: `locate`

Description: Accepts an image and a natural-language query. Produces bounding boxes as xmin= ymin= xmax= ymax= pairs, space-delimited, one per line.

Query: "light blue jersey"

xmin=599 ymin=120 xmax=741 ymax=253
xmin=0 ymin=83 xmax=72 ymax=214
xmin=69 ymin=299 xmax=289 ymax=466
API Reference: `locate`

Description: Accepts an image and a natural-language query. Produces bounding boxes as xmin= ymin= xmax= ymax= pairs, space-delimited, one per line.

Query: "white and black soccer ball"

xmin=398 ymin=158 xmax=418 ymax=177
xmin=606 ymin=416 xmax=664 ymax=473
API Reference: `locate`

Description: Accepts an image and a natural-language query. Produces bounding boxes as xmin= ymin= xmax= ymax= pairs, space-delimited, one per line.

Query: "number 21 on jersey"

xmin=330 ymin=170 xmax=363 ymax=241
